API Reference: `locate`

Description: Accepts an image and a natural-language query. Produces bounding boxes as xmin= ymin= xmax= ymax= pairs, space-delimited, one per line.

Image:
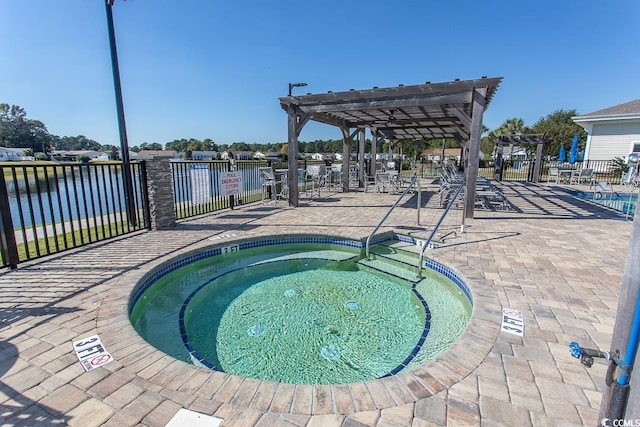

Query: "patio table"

xmin=558 ymin=169 xmax=576 ymax=184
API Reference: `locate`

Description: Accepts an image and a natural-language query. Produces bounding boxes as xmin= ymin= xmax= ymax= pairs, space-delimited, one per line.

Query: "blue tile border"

xmin=392 ymin=234 xmax=473 ymax=304
xmin=129 ymin=235 xmax=364 ymax=311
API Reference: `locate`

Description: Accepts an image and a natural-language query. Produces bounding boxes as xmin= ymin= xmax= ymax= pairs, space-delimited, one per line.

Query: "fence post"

xmin=0 ymin=168 xmax=19 ymax=268
xmin=138 ymin=161 xmax=152 ymax=230
xmin=145 ymin=157 xmax=176 ymax=230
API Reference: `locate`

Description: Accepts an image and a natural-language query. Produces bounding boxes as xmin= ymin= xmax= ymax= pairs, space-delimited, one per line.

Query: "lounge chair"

xmin=592 ymin=180 xmax=619 ymax=199
xmin=622 ymin=168 xmax=639 ymax=187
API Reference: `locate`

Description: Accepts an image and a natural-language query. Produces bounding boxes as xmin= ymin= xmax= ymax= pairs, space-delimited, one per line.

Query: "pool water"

xmin=130 ymin=241 xmax=471 ymax=385
xmin=573 ymin=190 xmax=637 ymax=215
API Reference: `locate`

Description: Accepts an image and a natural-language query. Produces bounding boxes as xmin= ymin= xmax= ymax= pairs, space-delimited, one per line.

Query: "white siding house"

xmin=573 ymin=99 xmax=640 ymax=161
xmin=191 ymin=151 xmax=217 ymax=160
xmin=0 ymin=147 xmax=30 ymax=161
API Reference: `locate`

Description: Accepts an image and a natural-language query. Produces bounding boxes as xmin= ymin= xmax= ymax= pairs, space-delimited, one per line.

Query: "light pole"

xmin=288 ymin=82 xmax=307 ymax=96
xmin=105 ymin=0 xmax=137 ymax=226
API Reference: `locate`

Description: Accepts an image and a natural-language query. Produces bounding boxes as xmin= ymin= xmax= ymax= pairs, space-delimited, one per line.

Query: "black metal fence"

xmin=481 ymin=158 xmax=626 ymax=184
xmin=0 ymin=159 xmax=353 ymax=268
xmin=0 ymin=162 xmax=148 ymax=269
xmin=171 ymin=160 xmax=268 ymax=220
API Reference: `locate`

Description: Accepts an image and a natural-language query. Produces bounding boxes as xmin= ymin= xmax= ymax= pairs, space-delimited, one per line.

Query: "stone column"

xmin=145 ymin=156 xmax=176 ymax=230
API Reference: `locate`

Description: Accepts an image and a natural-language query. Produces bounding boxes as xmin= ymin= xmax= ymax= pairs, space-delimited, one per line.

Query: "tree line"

xmin=1 ymin=102 xmax=586 ymax=161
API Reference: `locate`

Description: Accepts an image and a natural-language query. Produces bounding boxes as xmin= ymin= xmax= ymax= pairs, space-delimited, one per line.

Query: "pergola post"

xmin=370 ymin=128 xmax=378 ymax=175
xmin=286 ymin=105 xmax=299 ymax=207
xmin=532 ymin=143 xmax=544 ymax=183
xmin=340 ymin=127 xmax=355 ymax=192
xmin=358 ymin=128 xmax=366 ymax=187
xmin=464 ymin=87 xmax=487 ymax=220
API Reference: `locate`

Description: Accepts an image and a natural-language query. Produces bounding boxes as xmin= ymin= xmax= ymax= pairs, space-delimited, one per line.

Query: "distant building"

xmin=422 ymin=147 xmax=462 ymax=163
xmin=135 ymin=150 xmax=181 ymax=160
xmin=0 ymin=147 xmax=31 ymax=161
xmin=253 ymin=151 xmax=280 ymax=160
xmin=221 ymin=151 xmax=251 ymax=160
xmin=191 ymin=151 xmax=217 ymax=160
xmin=311 ymin=152 xmax=334 ymax=161
xmin=52 ymin=150 xmax=104 ymax=161
xmin=573 ymin=99 xmax=640 ymax=161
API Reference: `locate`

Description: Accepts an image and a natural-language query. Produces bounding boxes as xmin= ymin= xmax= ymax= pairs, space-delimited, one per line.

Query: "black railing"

xmin=171 ymin=160 xmax=268 ymax=220
xmin=539 ymin=159 xmax=625 ymax=184
xmin=0 ymin=162 xmax=148 ymax=268
xmin=480 ymin=158 xmax=626 ymax=184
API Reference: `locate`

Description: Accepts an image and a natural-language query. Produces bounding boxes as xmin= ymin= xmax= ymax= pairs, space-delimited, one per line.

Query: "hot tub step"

xmin=357 ymin=257 xmax=420 ymax=284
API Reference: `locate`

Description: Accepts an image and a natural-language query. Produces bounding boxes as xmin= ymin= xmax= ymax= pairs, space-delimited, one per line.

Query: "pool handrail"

xmin=365 ymin=173 xmax=418 ymax=259
xmin=626 ymin=186 xmax=638 ymax=221
xmin=418 ymin=181 xmax=465 ymax=277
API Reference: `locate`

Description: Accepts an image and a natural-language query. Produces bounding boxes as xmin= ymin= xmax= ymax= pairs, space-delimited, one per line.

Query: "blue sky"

xmin=1 ymin=1 xmax=639 ymax=148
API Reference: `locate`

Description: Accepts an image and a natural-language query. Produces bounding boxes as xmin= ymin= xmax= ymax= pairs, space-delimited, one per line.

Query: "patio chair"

xmin=306 ymin=165 xmax=330 ymax=191
xmin=547 ymin=167 xmax=559 ymax=183
xmin=375 ymin=172 xmax=390 ymax=193
xmin=570 ymin=168 xmax=594 ymax=185
xmin=259 ymin=167 xmax=281 ymax=203
xmin=349 ymin=165 xmax=359 ymax=186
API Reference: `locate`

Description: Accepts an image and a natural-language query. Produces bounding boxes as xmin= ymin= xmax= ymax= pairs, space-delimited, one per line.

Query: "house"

xmin=311 ymin=153 xmax=334 ymax=161
xmin=221 ymin=151 xmax=251 ymax=160
xmin=573 ymin=99 xmax=640 ymax=161
xmin=191 ymin=151 xmax=217 ymax=160
xmin=135 ymin=150 xmax=181 ymax=160
xmin=422 ymin=148 xmax=462 ymax=164
xmin=52 ymin=150 xmax=104 ymax=161
xmin=253 ymin=151 xmax=280 ymax=160
xmin=0 ymin=147 xmax=31 ymax=161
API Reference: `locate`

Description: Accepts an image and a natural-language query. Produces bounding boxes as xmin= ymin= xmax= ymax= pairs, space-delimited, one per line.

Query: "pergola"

xmin=494 ymin=134 xmax=547 ymax=182
xmin=278 ymin=76 xmax=503 ymax=219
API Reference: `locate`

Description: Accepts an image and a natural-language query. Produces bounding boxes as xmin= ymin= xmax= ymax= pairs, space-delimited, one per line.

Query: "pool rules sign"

xmin=72 ymin=335 xmax=114 ymax=372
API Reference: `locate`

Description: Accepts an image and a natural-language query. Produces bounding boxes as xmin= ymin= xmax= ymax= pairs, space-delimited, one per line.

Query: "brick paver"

xmin=0 ymin=182 xmax=632 ymax=426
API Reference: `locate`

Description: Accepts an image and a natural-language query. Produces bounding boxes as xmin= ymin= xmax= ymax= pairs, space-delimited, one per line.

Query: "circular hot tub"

xmin=129 ymin=234 xmax=472 ymax=385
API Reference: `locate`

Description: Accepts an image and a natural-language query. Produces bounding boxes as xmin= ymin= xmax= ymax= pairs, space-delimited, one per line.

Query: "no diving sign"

xmin=72 ymin=335 xmax=114 ymax=372
xmin=501 ymin=307 xmax=524 ymax=337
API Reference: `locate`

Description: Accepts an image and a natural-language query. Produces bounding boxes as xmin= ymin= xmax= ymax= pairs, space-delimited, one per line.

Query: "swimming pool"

xmin=129 ymin=235 xmax=472 ymax=385
xmin=571 ymin=189 xmax=637 ymax=215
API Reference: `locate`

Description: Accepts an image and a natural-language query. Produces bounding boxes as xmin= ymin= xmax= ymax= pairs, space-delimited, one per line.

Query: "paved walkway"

xmin=0 ymin=181 xmax=634 ymax=426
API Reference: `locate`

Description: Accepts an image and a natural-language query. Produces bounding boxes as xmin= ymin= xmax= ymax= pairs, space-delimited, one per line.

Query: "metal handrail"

xmin=417 ymin=182 xmax=465 ymax=277
xmin=365 ymin=173 xmax=418 ymax=259
xmin=625 ymin=185 xmax=638 ymax=220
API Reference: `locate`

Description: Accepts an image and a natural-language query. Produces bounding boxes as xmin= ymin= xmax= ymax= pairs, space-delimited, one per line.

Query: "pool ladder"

xmin=364 ymin=174 xmax=466 ymax=277
xmin=365 ymin=173 xmax=418 ymax=259
xmin=417 ymin=182 xmax=465 ymax=277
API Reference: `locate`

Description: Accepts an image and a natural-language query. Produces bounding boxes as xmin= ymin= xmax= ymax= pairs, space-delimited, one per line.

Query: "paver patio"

xmin=0 ymin=181 xmax=633 ymax=426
